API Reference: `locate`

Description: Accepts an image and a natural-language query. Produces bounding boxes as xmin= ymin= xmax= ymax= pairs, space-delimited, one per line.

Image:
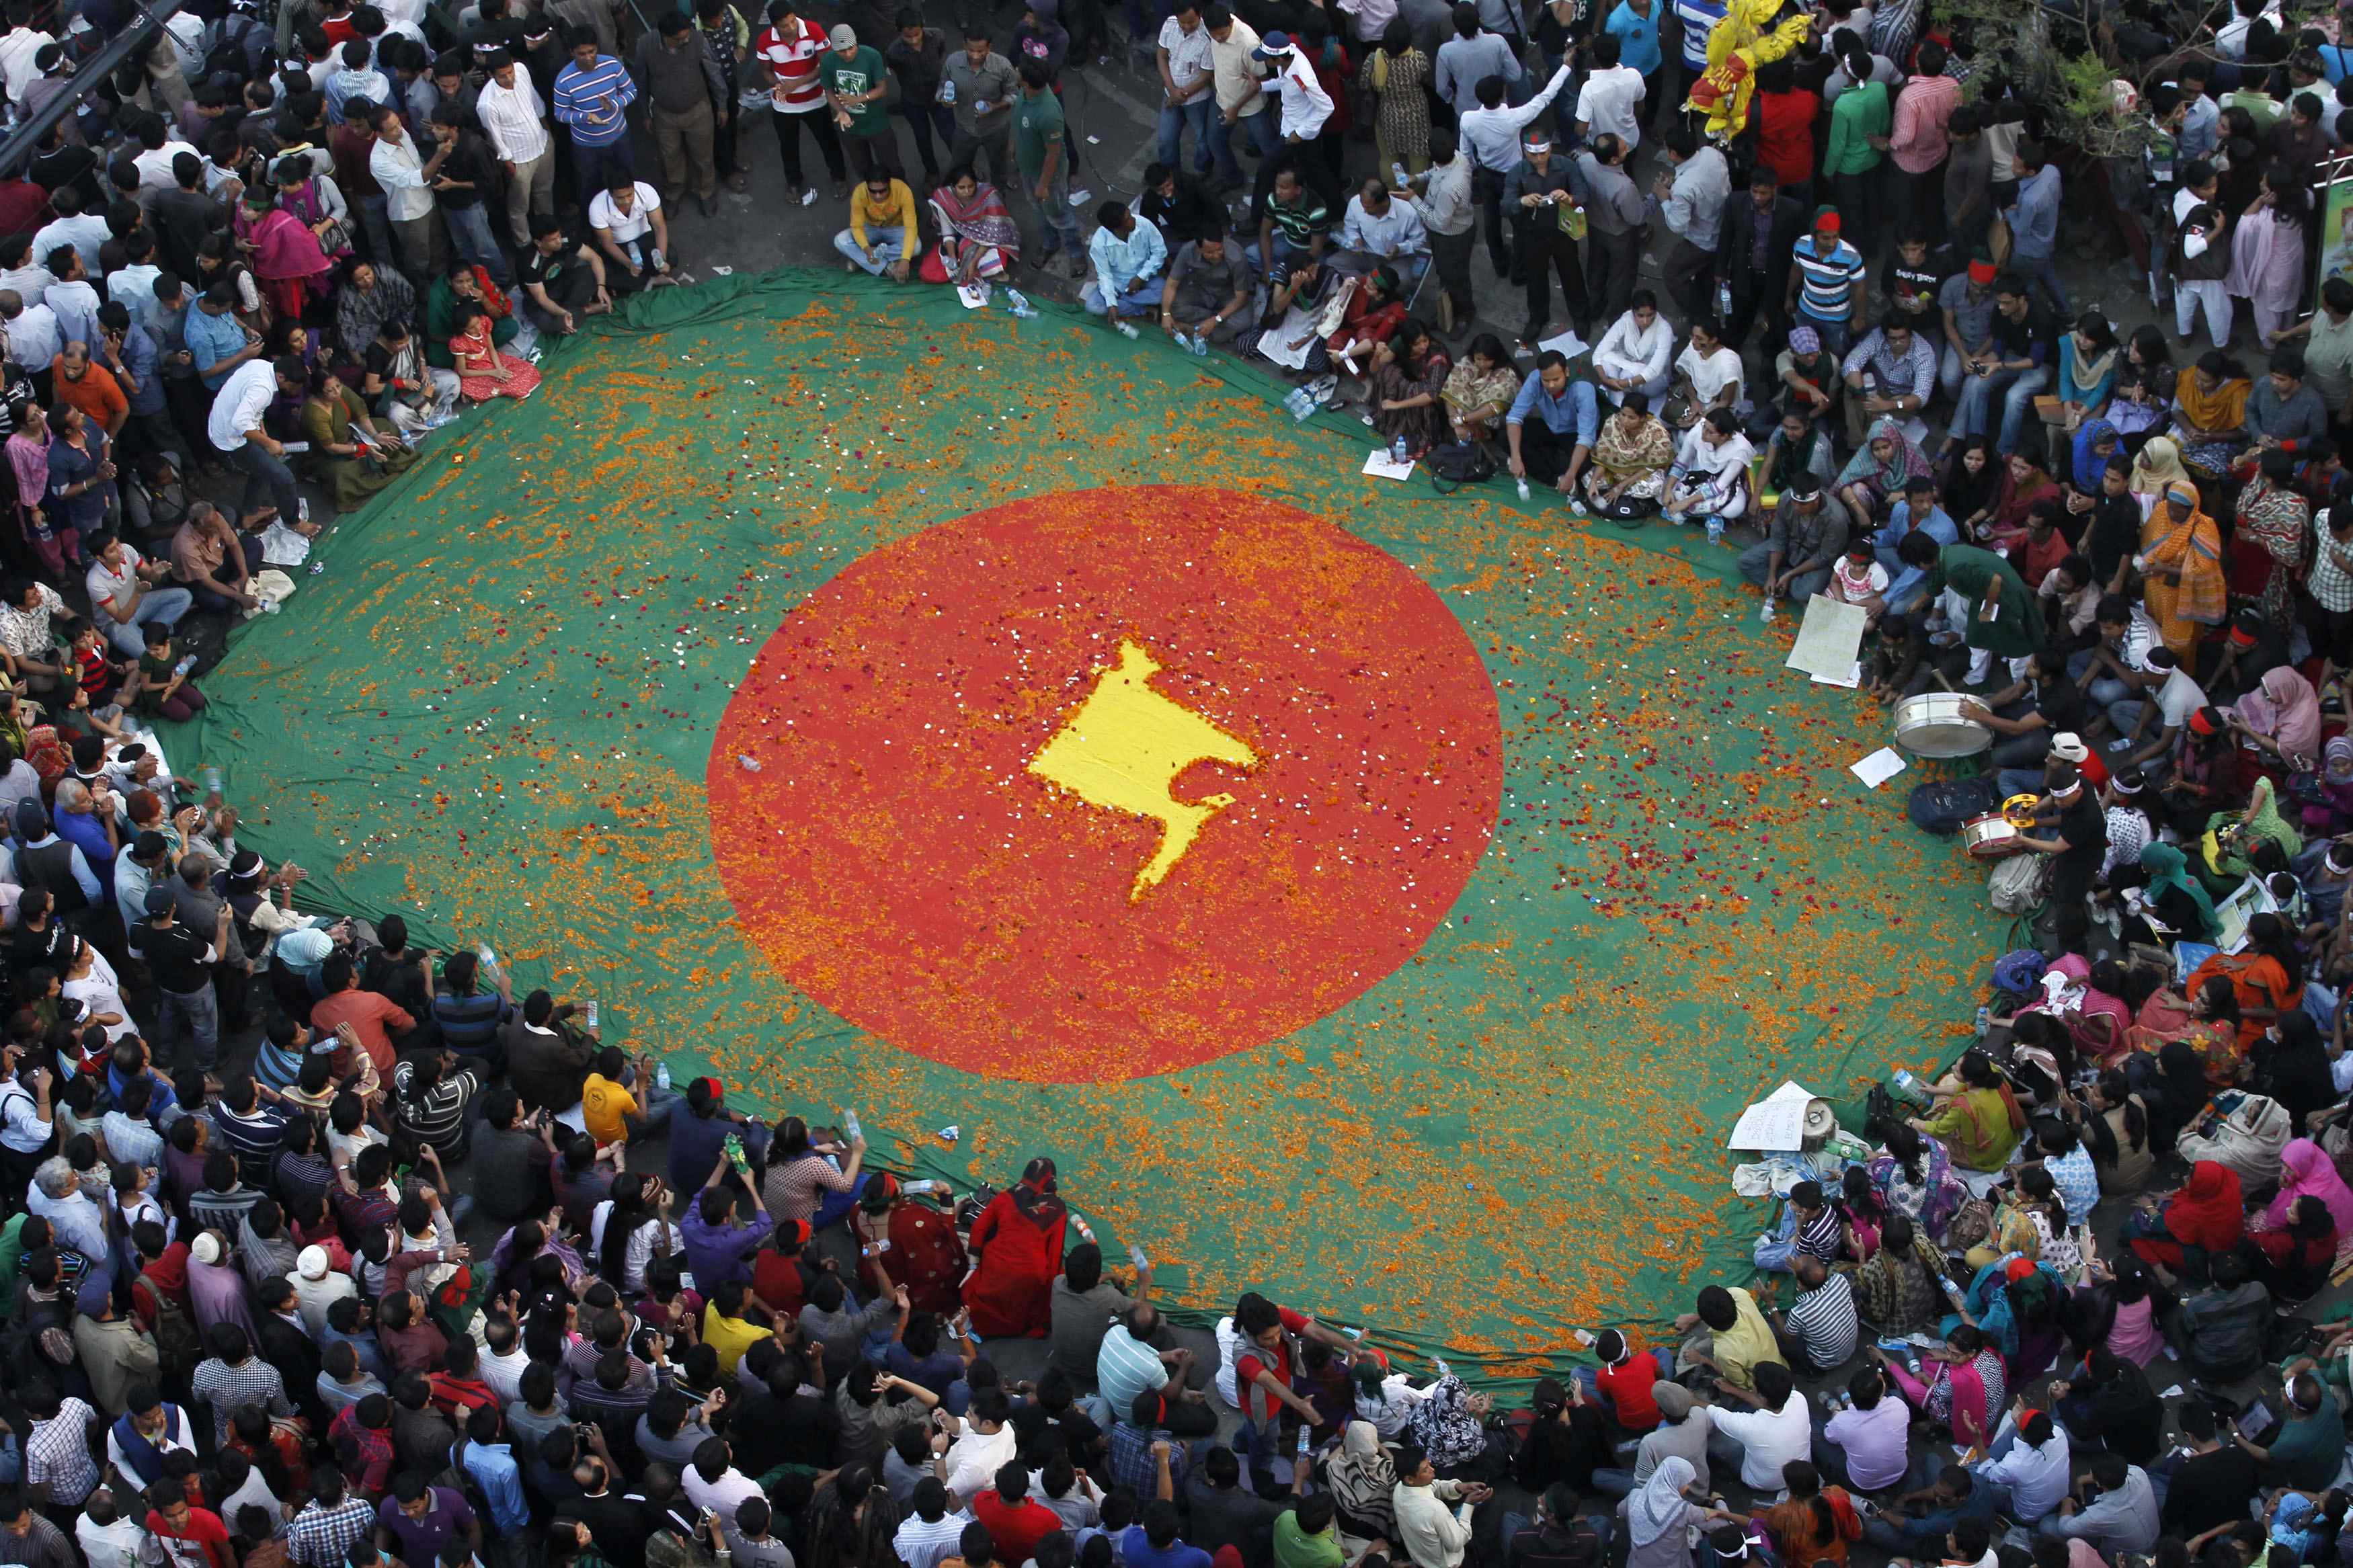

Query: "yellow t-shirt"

xmin=702 ymin=1303 xmax=774 ymax=1378
xmin=580 ymin=1073 xmax=637 ymax=1145
xmin=1710 ymin=1287 xmax=1786 ymax=1389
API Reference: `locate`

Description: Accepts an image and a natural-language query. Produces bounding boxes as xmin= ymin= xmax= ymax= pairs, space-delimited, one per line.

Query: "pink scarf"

xmin=2266 ymin=1137 xmax=2353 ymax=1234
xmin=2236 ymin=666 xmax=2323 ymax=764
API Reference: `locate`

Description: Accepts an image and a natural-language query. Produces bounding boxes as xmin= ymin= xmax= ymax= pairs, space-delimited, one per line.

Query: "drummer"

xmin=1956 ymin=649 xmax=2091 ymax=796
xmin=2011 ymin=764 xmax=2108 ymax=949
xmin=1899 ymin=534 xmax=2045 ymax=688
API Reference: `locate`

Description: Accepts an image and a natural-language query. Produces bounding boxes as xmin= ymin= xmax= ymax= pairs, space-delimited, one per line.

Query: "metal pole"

xmin=0 ymin=0 xmax=186 ymax=179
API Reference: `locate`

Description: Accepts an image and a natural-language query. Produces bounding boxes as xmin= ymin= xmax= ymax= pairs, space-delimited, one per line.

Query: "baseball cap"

xmin=1252 ymin=29 xmax=1293 ymax=56
xmin=828 ymin=22 xmax=855 ymax=46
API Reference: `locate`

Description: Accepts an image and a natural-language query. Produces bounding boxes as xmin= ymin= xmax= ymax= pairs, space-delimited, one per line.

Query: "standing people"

xmin=756 ymin=1 xmax=847 ymax=201
xmin=632 ymin=11 xmax=727 ymax=216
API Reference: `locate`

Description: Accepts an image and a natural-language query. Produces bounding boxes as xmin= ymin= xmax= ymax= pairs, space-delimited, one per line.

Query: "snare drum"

xmin=1961 ymin=812 xmax=2026 ymax=858
xmin=1892 ymin=691 xmax=1993 ymax=757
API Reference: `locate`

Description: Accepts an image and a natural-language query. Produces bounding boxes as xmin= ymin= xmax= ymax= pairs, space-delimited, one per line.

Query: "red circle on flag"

xmin=706 ymin=486 xmax=1503 ymax=1082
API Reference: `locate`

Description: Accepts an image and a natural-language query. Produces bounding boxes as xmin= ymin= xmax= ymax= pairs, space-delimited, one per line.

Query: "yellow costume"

xmin=1692 ymin=0 xmax=1812 ymax=138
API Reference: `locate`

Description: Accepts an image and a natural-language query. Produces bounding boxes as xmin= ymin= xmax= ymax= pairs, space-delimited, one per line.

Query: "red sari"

xmin=962 ymin=1158 xmax=1066 ymax=1337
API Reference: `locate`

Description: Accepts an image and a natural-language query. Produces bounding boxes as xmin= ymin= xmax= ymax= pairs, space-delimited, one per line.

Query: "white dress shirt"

xmin=475 ymin=73 xmax=551 ymax=163
xmin=1271 ymin=49 xmax=1334 ymax=140
xmin=1339 ymin=194 xmax=1429 ymax=256
xmin=1595 ymin=309 xmax=1674 ymax=389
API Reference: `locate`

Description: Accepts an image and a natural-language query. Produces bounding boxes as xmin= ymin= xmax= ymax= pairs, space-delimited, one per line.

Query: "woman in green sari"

xmin=1909 ymin=1051 xmax=2026 ymax=1171
xmin=2198 ymin=774 xmax=2301 ymax=891
xmin=1905 ymin=536 xmax=2046 ymax=686
xmin=298 ymin=368 xmax=417 ymax=508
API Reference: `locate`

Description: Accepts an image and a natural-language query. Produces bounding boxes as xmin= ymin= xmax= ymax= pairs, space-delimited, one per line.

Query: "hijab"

xmin=2139 ymin=841 xmax=2220 ymax=935
xmin=2269 ymin=1137 xmax=2353 ymax=1233
xmin=1011 ymin=1155 xmax=1066 ymax=1229
xmin=1324 ymin=1420 xmax=1397 ymax=1527
xmin=2130 ymin=435 xmax=2193 ymax=499
xmin=2165 ymin=1159 xmax=2246 ymax=1251
xmin=1837 ymin=416 xmax=1935 ymax=492
xmin=2236 ymin=666 xmax=2323 ymax=763
xmin=2071 ymin=417 xmax=2120 ymax=489
xmin=1631 ymin=1457 xmax=1698 ymax=1547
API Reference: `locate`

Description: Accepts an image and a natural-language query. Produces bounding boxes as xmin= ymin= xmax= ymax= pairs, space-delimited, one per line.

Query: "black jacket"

xmin=1716 ymin=192 xmax=1806 ymax=296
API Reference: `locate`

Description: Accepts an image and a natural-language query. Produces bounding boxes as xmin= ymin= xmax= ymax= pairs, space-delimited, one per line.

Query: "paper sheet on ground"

xmin=1786 ymin=595 xmax=1868 ymax=679
xmin=1362 ymin=449 xmax=1415 ymax=481
xmin=1728 ymin=1079 xmax=1819 ymax=1151
xmin=1811 ymin=661 xmax=1862 ymax=688
xmin=957 ymin=283 xmax=991 ymax=309
xmin=1851 ymin=747 xmax=1907 ymax=789
xmin=1537 ymin=328 xmax=1590 ymax=360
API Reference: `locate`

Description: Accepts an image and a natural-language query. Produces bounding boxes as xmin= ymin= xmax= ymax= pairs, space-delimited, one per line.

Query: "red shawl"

xmin=2164 ymin=1159 xmax=2247 ymax=1251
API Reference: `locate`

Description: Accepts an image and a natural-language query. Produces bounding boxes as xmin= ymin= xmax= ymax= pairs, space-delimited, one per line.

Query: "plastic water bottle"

xmin=1431 ymin=1356 xmax=1451 ymax=1378
xmin=1128 ymin=1243 xmax=1149 ymax=1272
xmin=937 ymin=76 xmax=955 ymax=104
xmin=902 ymin=1178 xmax=938 ymax=1195
xmin=738 ymin=753 xmax=762 ymax=771
xmin=655 ymin=1061 xmax=672 ymax=1091
xmin=1173 ymin=331 xmax=1194 ymax=352
xmin=1705 ymin=514 xmax=1724 ymax=543
xmin=1114 ymin=320 xmax=1140 ymax=339
xmin=1974 ymin=1004 xmax=1992 ymax=1037
xmin=477 ymin=943 xmax=499 ymax=975
xmin=1390 ymin=161 xmax=1408 ymax=188
xmin=1716 ymin=279 xmax=1732 ymax=320
xmin=584 ymin=999 xmax=599 ymax=1030
xmin=202 ymin=765 xmax=223 ymax=796
xmin=1515 ymin=477 xmax=1531 ymax=501
xmin=843 ymin=1107 xmax=863 ymax=1143
xmin=1759 ymin=596 xmax=1776 ymax=623
xmin=1390 ymin=436 xmax=1409 ymax=465
xmin=1189 ymin=333 xmax=1209 ymax=357
xmin=1284 ymin=385 xmax=1318 ymax=422
xmin=1004 ymin=287 xmax=1036 ymax=318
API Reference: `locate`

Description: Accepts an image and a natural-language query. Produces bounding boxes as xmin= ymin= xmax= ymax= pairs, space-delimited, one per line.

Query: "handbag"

xmin=1425 ymin=440 xmax=1497 ymax=493
xmin=1989 ymin=852 xmax=2047 ymax=914
xmin=1988 ymin=212 xmax=2013 ymax=266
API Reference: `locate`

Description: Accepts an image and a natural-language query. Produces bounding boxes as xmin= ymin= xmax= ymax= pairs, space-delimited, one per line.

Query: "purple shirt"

xmin=1823 ymin=1395 xmax=1911 ymax=1491
xmin=376 ymin=1487 xmax=476 ymax=1563
xmin=680 ymin=1203 xmax=769 ymax=1291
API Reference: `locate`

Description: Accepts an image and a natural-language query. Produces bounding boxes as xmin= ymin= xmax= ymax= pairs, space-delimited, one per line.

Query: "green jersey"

xmin=820 ymin=46 xmax=890 ymax=138
xmin=1013 ymin=85 xmax=1066 ymax=178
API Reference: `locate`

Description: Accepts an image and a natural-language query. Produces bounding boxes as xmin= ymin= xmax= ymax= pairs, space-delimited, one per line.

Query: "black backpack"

xmin=1905 ymin=773 xmax=2000 ymax=837
xmin=1426 ymin=442 xmax=1497 ymax=493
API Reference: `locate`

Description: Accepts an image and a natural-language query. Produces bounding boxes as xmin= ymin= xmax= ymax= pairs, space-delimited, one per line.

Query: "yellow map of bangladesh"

xmin=1028 ymin=640 xmax=1260 ymax=901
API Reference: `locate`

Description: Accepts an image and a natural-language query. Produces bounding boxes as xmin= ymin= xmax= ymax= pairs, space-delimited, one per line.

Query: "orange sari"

xmin=2141 ymin=493 xmax=2227 ymax=658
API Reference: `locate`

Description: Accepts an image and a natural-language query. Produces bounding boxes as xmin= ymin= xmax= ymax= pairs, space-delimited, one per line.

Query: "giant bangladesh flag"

xmin=184 ymin=274 xmax=2002 ymax=1371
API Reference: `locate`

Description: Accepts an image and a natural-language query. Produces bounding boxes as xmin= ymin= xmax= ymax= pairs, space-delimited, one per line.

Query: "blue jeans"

xmin=1993 ymin=365 xmax=2055 ymax=454
xmin=2011 ymin=249 xmax=2071 ymax=316
xmin=1158 ymin=95 xmax=1213 ymax=173
xmin=101 ymin=585 xmax=193 ymax=658
xmin=1082 ymin=274 xmax=1164 ymax=315
xmin=834 ymin=224 xmax=910 ymax=274
xmin=155 ymin=981 xmax=218 ymax=1073
xmin=226 ymin=438 xmax=300 ymax=524
xmin=441 ymin=200 xmax=514 ymax=289
xmin=621 ymin=1066 xmax=681 ymax=1143
xmin=356 ymin=192 xmax=396 ymax=271
xmin=1207 ymin=108 xmax=1275 ymax=185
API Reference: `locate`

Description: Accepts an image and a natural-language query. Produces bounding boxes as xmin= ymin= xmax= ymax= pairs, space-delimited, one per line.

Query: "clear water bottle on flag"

xmin=1004 ymin=287 xmax=1037 ymax=319
xmin=1284 ymin=385 xmax=1317 ymax=422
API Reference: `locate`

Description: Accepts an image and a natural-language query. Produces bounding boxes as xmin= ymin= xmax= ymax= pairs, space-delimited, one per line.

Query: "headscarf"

xmin=2327 ymin=735 xmax=2353 ymax=782
xmin=1011 ymin=1155 xmax=1065 ymax=1229
xmin=2268 ymin=1138 xmax=2353 ymax=1234
xmin=2130 ymin=435 xmax=2192 ymax=499
xmin=278 ymin=926 xmax=333 ymax=981
xmin=2235 ymin=666 xmax=2323 ymax=764
xmin=1630 ymin=1457 xmax=1698 ymax=1547
xmin=2071 ymin=417 xmax=2120 ymax=489
xmin=2164 ymin=1159 xmax=2246 ymax=1251
xmin=2139 ymin=841 xmax=2220 ymax=935
xmin=1324 ymin=1420 xmax=1397 ymax=1531
xmin=1836 ymin=415 xmax=1935 ymax=493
